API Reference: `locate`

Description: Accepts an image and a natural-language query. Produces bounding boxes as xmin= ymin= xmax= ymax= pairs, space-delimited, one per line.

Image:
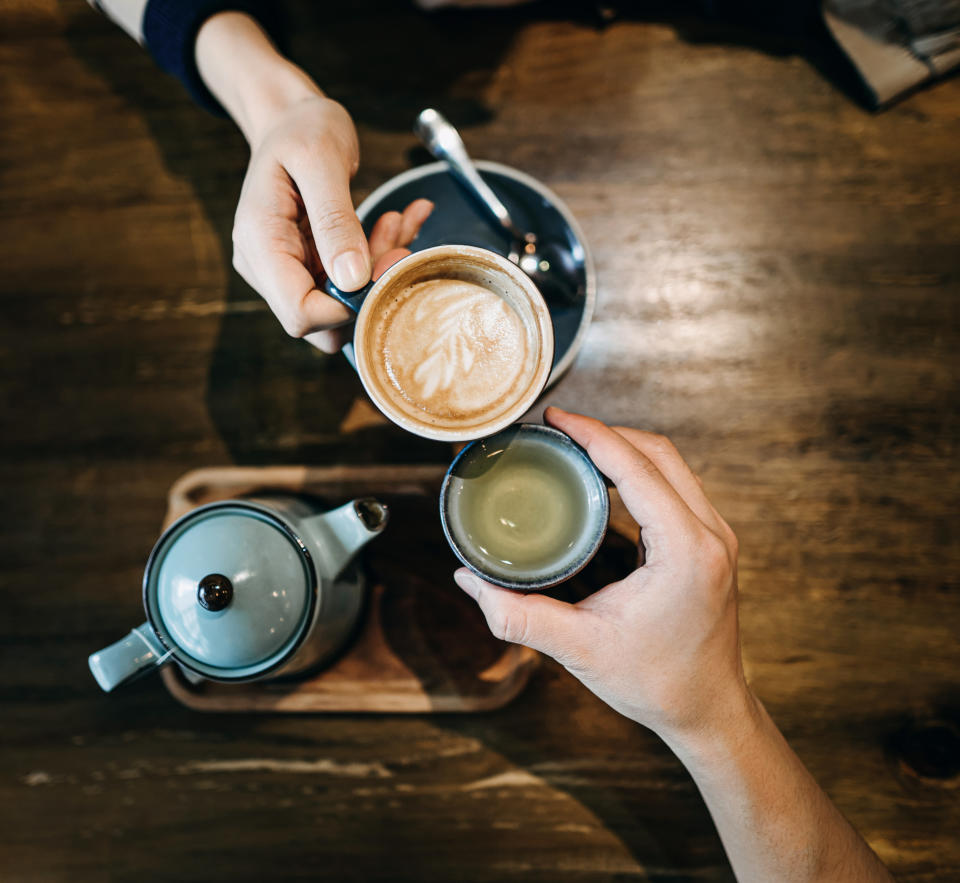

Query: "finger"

xmin=610 ymin=427 xmax=724 ymax=532
xmin=303 ymin=327 xmax=351 ymax=354
xmin=254 ymin=248 xmax=353 ymax=336
xmin=368 ymin=211 xmax=403 ymax=265
xmin=232 ymin=248 xmax=256 ymax=286
xmin=397 ymin=198 xmax=434 ymax=246
xmin=286 ymin=148 xmax=371 ymax=292
xmin=544 ymin=407 xmax=693 ymax=535
xmin=454 ymin=569 xmax=595 ymax=667
xmin=235 ymin=166 xmax=355 ymax=335
xmin=372 ymin=247 xmax=411 ymax=281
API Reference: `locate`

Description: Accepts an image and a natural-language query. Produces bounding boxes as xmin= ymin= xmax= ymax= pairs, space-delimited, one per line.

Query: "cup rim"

xmin=353 ymin=245 xmax=555 ymax=443
xmin=439 ymin=423 xmax=610 ymax=591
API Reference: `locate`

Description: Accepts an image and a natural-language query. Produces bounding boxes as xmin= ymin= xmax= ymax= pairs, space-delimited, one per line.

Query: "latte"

xmin=374 ymin=278 xmax=533 ymax=423
xmin=353 ymin=245 xmax=554 ymax=441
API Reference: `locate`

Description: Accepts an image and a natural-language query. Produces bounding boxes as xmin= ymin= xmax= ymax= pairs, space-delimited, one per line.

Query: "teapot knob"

xmin=197 ymin=573 xmax=233 ymax=612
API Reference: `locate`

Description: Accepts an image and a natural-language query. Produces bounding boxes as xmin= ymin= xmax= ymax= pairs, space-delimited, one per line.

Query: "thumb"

xmin=454 ymin=569 xmax=590 ymax=666
xmin=288 ymin=149 xmax=371 ymax=293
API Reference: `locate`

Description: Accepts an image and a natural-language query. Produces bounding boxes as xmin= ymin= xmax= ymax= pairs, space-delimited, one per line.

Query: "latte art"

xmin=352 ymin=245 xmax=553 ymax=441
xmin=376 ymin=279 xmax=532 ymax=421
xmin=409 ymin=287 xmax=519 ymax=398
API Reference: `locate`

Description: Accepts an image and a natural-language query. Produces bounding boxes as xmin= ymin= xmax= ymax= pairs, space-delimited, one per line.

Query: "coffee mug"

xmin=325 ymin=245 xmax=554 ymax=443
xmin=440 ymin=423 xmax=609 ymax=591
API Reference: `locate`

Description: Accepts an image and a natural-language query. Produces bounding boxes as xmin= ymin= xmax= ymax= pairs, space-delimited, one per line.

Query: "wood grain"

xmin=1 ymin=0 xmax=958 ymax=880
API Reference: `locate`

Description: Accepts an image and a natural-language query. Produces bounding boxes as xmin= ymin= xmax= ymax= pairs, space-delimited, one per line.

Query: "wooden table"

xmin=2 ymin=1 xmax=958 ymax=880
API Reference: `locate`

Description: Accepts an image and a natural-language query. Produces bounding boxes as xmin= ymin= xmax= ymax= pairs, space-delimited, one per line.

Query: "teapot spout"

xmin=307 ymin=498 xmax=389 ymax=580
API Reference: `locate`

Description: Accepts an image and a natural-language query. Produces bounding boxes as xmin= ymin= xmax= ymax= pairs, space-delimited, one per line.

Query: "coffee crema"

xmin=372 ymin=278 xmax=534 ymax=423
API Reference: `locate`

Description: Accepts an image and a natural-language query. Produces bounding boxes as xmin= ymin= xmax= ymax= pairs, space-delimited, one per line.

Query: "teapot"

xmin=89 ymin=495 xmax=388 ymax=691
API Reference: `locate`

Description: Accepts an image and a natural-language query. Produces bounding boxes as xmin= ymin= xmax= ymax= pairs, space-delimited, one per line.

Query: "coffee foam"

xmin=371 ymin=278 xmax=535 ymax=424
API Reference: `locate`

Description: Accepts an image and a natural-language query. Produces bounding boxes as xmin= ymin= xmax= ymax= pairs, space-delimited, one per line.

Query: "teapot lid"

xmin=143 ymin=503 xmax=315 ymax=679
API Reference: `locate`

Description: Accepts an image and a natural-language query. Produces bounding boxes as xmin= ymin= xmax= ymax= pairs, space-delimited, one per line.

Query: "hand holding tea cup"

xmin=456 ymin=407 xmax=894 ymax=882
xmin=455 ymin=407 xmax=749 ymax=745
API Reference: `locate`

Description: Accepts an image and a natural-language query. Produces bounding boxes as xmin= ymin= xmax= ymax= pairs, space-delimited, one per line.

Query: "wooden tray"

xmin=159 ymin=465 xmax=640 ymax=714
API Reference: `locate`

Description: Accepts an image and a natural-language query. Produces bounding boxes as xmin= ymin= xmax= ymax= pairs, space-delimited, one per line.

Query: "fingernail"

xmin=332 ymin=250 xmax=370 ymax=292
xmin=454 ymin=568 xmax=482 ymax=599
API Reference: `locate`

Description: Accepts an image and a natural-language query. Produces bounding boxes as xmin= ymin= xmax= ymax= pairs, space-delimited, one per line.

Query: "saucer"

xmin=356 ymin=161 xmax=596 ymax=387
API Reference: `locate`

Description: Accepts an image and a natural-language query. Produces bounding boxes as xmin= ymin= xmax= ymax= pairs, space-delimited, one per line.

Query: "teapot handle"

xmin=88 ymin=623 xmax=171 ymax=692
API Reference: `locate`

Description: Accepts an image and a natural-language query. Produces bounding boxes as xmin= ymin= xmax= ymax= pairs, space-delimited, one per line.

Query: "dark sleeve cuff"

xmin=142 ymin=0 xmax=279 ymax=115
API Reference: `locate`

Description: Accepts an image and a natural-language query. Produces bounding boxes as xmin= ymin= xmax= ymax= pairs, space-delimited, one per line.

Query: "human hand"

xmin=454 ymin=407 xmax=755 ymax=748
xmin=195 ymin=13 xmax=432 ymax=352
xmin=232 ymin=94 xmax=433 ymax=351
xmin=304 ymin=204 xmax=432 ymax=352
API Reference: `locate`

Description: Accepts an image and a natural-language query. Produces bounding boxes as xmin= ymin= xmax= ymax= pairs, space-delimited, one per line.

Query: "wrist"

xmin=661 ymin=682 xmax=765 ymax=773
xmin=195 ymin=12 xmax=322 ymax=147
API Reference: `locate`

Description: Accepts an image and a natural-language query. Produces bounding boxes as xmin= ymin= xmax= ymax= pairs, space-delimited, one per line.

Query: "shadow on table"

xmin=373 ymin=493 xmax=733 ymax=879
xmin=62 ymin=1 xmax=880 ymax=878
xmin=607 ymin=0 xmax=874 ymax=109
xmin=63 ymin=0 xmax=873 ymax=467
xmin=62 ymin=0 xmax=539 ymax=468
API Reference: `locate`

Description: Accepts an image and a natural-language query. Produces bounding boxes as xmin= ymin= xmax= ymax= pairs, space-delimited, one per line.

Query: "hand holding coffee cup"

xmin=326 ymin=245 xmax=554 ymax=441
xmin=296 ymin=201 xmax=436 ymax=353
xmin=454 ymin=407 xmax=748 ymax=747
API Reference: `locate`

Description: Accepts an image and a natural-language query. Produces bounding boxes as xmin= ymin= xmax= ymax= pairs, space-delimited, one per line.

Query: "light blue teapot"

xmin=89 ymin=496 xmax=388 ymax=691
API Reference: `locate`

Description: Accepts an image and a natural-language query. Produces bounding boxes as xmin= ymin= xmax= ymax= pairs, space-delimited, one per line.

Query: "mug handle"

xmin=324 ymin=278 xmax=370 ymax=372
xmin=324 ymin=277 xmax=373 ymax=315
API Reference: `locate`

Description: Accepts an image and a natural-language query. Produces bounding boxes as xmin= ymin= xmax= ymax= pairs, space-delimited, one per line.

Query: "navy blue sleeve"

xmin=142 ymin=0 xmax=280 ymax=114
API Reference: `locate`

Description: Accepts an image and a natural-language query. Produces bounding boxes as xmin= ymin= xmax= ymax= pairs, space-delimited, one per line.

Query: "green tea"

xmin=452 ymin=439 xmax=589 ymax=576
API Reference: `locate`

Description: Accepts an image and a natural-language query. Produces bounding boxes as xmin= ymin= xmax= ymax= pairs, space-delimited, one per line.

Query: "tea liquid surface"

xmin=457 ymin=443 xmax=587 ymax=574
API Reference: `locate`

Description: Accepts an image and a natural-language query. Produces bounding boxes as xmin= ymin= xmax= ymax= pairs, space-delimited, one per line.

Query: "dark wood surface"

xmin=2 ymin=1 xmax=958 ymax=880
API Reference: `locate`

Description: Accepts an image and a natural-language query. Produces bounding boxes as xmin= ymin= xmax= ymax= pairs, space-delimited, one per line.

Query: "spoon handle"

xmin=414 ymin=108 xmax=526 ymax=242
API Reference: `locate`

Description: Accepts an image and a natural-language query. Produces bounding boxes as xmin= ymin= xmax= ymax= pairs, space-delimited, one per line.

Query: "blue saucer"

xmin=356 ymin=161 xmax=596 ymax=387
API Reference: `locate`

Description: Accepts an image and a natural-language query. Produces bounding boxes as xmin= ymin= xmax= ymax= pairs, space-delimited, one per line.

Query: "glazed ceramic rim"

xmin=141 ymin=501 xmax=319 ymax=682
xmin=439 ymin=423 xmax=610 ymax=591
xmin=356 ymin=160 xmax=597 ymax=389
xmin=353 ymin=244 xmax=554 ymax=443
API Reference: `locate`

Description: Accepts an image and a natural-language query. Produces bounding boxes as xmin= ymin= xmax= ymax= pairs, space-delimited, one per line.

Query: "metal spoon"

xmin=413 ymin=108 xmax=583 ymax=305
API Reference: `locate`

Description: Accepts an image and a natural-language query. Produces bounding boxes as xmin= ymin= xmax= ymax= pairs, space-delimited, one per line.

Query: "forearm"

xmin=195 ymin=12 xmax=321 ymax=147
xmin=667 ymin=690 xmax=892 ymax=883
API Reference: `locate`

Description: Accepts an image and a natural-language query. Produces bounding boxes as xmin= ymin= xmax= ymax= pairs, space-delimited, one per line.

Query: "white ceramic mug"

xmin=325 ymin=245 xmax=554 ymax=442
